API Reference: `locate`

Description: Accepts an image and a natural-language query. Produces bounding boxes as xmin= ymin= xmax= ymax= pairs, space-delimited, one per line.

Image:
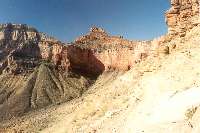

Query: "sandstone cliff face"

xmin=38 ymin=41 xmax=70 ymax=70
xmin=0 ymin=24 xmax=163 ymax=77
xmin=0 ymin=24 xmax=70 ymax=74
xmin=166 ymin=0 xmax=200 ymax=37
xmin=0 ymin=23 xmax=40 ymax=41
xmin=67 ymin=45 xmax=105 ymax=76
xmin=0 ymin=24 xmax=41 ymax=74
xmin=70 ymin=27 xmax=152 ymax=75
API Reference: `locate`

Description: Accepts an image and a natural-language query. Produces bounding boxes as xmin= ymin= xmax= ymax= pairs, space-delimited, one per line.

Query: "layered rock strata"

xmin=71 ymin=27 xmax=152 ymax=75
xmin=0 ymin=25 xmax=153 ymax=76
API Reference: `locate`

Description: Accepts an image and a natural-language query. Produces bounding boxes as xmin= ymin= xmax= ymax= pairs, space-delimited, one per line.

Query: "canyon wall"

xmin=0 ymin=24 xmax=41 ymax=74
xmin=38 ymin=41 xmax=70 ymax=70
xmin=1 ymin=1 xmax=199 ymax=75
xmin=166 ymin=0 xmax=200 ymax=37
xmin=0 ymin=25 xmax=158 ymax=76
xmin=69 ymin=27 xmax=152 ymax=75
xmin=68 ymin=42 xmax=151 ymax=75
xmin=0 ymin=24 xmax=70 ymax=74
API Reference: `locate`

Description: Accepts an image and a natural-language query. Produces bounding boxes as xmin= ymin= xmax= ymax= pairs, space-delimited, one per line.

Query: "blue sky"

xmin=0 ymin=0 xmax=170 ymax=42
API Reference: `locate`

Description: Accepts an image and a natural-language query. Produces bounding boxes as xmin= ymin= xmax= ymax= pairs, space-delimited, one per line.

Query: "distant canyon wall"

xmin=40 ymin=27 xmax=152 ymax=76
xmin=0 ymin=20 xmax=180 ymax=76
xmin=66 ymin=27 xmax=153 ymax=75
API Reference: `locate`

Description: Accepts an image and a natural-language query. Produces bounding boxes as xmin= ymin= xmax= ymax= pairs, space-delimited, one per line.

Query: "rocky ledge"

xmin=166 ymin=0 xmax=199 ymax=37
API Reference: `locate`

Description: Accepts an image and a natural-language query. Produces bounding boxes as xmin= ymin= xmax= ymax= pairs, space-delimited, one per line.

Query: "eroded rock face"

xmin=75 ymin=27 xmax=108 ymax=44
xmin=70 ymin=27 xmax=152 ymax=75
xmin=0 ymin=24 xmax=41 ymax=74
xmin=0 ymin=23 xmax=40 ymax=41
xmin=0 ymin=24 xmax=162 ymax=77
xmin=48 ymin=26 xmax=146 ymax=76
xmin=166 ymin=0 xmax=200 ymax=37
xmin=0 ymin=24 xmax=160 ymax=77
xmin=0 ymin=24 xmax=69 ymax=74
xmin=38 ymin=41 xmax=70 ymax=71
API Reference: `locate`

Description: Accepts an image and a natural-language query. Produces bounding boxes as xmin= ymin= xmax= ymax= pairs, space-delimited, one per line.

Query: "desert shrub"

xmin=185 ymin=106 xmax=198 ymax=120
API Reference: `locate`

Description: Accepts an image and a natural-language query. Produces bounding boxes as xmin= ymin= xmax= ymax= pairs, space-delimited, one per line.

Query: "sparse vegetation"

xmin=185 ymin=106 xmax=198 ymax=120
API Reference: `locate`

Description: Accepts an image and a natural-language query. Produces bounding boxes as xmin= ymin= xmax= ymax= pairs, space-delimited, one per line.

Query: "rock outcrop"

xmin=166 ymin=0 xmax=200 ymax=37
xmin=0 ymin=24 xmax=41 ymax=74
xmin=0 ymin=24 xmax=155 ymax=76
xmin=0 ymin=23 xmax=40 ymax=41
xmin=38 ymin=41 xmax=70 ymax=71
xmin=0 ymin=24 xmax=70 ymax=74
xmin=71 ymin=27 xmax=152 ymax=75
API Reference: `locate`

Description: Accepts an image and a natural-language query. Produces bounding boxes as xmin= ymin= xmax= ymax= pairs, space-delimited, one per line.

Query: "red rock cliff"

xmin=0 ymin=25 xmax=157 ymax=76
xmin=38 ymin=41 xmax=70 ymax=70
xmin=67 ymin=27 xmax=152 ymax=75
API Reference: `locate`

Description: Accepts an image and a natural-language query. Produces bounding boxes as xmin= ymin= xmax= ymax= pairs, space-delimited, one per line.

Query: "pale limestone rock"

xmin=166 ymin=0 xmax=199 ymax=37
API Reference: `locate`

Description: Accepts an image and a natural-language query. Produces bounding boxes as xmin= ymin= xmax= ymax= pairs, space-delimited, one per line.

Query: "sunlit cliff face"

xmin=166 ymin=0 xmax=199 ymax=37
